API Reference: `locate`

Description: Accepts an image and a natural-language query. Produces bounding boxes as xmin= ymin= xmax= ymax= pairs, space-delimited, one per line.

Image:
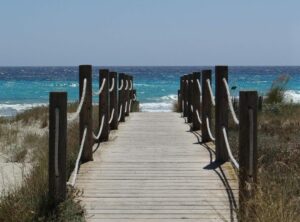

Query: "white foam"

xmin=159 ymin=94 xmax=178 ymax=101
xmin=0 ymin=103 xmax=47 ymax=117
xmin=284 ymin=90 xmax=300 ymax=103
xmin=140 ymin=102 xmax=173 ymax=112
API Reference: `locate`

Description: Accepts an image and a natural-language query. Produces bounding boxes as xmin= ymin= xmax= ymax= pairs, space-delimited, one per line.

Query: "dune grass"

xmin=0 ymin=104 xmax=85 ymax=222
xmin=226 ymin=76 xmax=300 ymax=221
xmin=0 ymin=100 xmax=140 ymax=221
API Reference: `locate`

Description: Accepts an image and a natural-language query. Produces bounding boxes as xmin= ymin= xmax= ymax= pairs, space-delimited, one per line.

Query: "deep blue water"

xmin=0 ymin=66 xmax=300 ymax=116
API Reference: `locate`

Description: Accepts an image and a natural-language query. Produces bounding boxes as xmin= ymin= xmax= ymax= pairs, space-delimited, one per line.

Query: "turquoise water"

xmin=0 ymin=66 xmax=300 ymax=116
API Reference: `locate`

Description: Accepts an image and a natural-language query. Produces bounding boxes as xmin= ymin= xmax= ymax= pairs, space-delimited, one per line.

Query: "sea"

xmin=0 ymin=66 xmax=300 ymax=116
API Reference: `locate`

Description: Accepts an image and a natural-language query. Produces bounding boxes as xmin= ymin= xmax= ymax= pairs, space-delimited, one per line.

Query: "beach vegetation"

xmin=0 ymin=105 xmax=85 ymax=222
xmin=228 ymin=103 xmax=300 ymax=222
xmin=265 ymin=74 xmax=290 ymax=104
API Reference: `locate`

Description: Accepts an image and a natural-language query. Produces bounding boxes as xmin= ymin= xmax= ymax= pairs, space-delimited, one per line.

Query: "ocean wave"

xmin=140 ymin=102 xmax=173 ymax=112
xmin=0 ymin=103 xmax=47 ymax=117
xmin=159 ymin=94 xmax=177 ymax=101
xmin=284 ymin=90 xmax=300 ymax=103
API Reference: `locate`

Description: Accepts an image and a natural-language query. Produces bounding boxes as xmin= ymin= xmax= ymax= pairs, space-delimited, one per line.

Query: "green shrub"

xmin=265 ymin=74 xmax=290 ymax=104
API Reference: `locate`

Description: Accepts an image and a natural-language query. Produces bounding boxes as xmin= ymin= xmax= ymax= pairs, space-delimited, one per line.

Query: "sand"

xmin=0 ymin=119 xmax=46 ymax=195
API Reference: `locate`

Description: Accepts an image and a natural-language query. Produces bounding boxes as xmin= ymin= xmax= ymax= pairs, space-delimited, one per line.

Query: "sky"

xmin=0 ymin=0 xmax=300 ymax=66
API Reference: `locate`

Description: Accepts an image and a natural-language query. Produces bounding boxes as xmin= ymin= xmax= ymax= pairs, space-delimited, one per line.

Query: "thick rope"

xmin=129 ymin=100 xmax=132 ymax=112
xmin=133 ymin=94 xmax=137 ymax=101
xmin=108 ymin=109 xmax=115 ymax=124
xmin=196 ymin=79 xmax=202 ymax=94
xmin=68 ymin=78 xmax=87 ymax=122
xmin=125 ymin=80 xmax=129 ymax=90
xmin=94 ymin=78 xmax=106 ymax=95
xmin=223 ymin=78 xmax=239 ymax=125
xmin=118 ymin=79 xmax=124 ymax=91
xmin=118 ymin=104 xmax=123 ymax=122
xmin=92 ymin=115 xmax=105 ymax=140
xmin=206 ymin=117 xmax=215 ymax=141
xmin=249 ymin=109 xmax=254 ymax=176
xmin=196 ymin=109 xmax=202 ymax=124
xmin=222 ymin=127 xmax=240 ymax=169
xmin=129 ymin=80 xmax=133 ymax=90
xmin=206 ymin=79 xmax=215 ymax=106
xmin=109 ymin=78 xmax=115 ymax=92
xmin=68 ymin=127 xmax=87 ymax=186
xmin=190 ymin=104 xmax=194 ymax=113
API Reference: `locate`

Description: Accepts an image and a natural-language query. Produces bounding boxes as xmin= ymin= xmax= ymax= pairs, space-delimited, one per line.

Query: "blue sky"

xmin=0 ymin=0 xmax=299 ymax=66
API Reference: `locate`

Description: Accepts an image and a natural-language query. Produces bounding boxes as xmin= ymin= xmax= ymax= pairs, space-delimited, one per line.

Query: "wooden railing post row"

xmin=49 ymin=92 xmax=67 ymax=206
xmin=215 ymin=66 xmax=229 ymax=162
xmin=125 ymin=75 xmax=130 ymax=116
xmin=178 ymin=76 xmax=183 ymax=112
xmin=187 ymin=74 xmax=193 ymax=123
xmin=239 ymin=91 xmax=258 ymax=219
xmin=79 ymin=65 xmax=93 ymax=162
xmin=99 ymin=69 xmax=110 ymax=141
xmin=201 ymin=70 xmax=212 ymax=142
xmin=183 ymin=75 xmax=188 ymax=118
xmin=109 ymin=71 xmax=118 ymax=130
xmin=192 ymin=72 xmax=201 ymax=131
xmin=118 ymin=73 xmax=126 ymax=122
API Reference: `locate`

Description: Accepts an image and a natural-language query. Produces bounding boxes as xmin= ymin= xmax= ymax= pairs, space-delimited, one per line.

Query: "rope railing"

xmin=196 ymin=79 xmax=202 ymax=95
xmin=206 ymin=79 xmax=215 ymax=106
xmin=118 ymin=79 xmax=124 ymax=91
xmin=129 ymin=80 xmax=133 ymax=90
xmin=68 ymin=127 xmax=87 ymax=187
xmin=118 ymin=104 xmax=123 ymax=122
xmin=206 ymin=117 xmax=215 ymax=141
xmin=222 ymin=127 xmax=239 ymax=169
xmin=68 ymin=78 xmax=87 ymax=122
xmin=49 ymin=66 xmax=137 ymax=206
xmin=195 ymin=109 xmax=202 ymax=125
xmin=178 ymin=67 xmax=258 ymax=219
xmin=108 ymin=108 xmax=115 ymax=124
xmin=109 ymin=78 xmax=115 ymax=92
xmin=93 ymin=78 xmax=106 ymax=95
xmin=129 ymin=100 xmax=132 ymax=112
xmin=223 ymin=78 xmax=239 ymax=125
xmin=92 ymin=115 xmax=105 ymax=140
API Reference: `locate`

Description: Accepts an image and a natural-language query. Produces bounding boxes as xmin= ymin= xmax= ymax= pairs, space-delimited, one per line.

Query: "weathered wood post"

xmin=118 ymin=73 xmax=126 ymax=122
xmin=99 ymin=69 xmax=110 ymax=142
xmin=258 ymin=96 xmax=263 ymax=111
xmin=239 ymin=91 xmax=258 ymax=220
xmin=183 ymin=75 xmax=188 ymax=118
xmin=215 ymin=66 xmax=229 ymax=162
xmin=79 ymin=65 xmax=93 ymax=162
xmin=109 ymin=72 xmax=118 ymax=130
xmin=201 ymin=70 xmax=212 ymax=143
xmin=125 ymin=75 xmax=130 ymax=116
xmin=192 ymin=72 xmax=201 ymax=131
xmin=132 ymin=89 xmax=139 ymax=112
xmin=187 ymin=74 xmax=193 ymax=123
xmin=49 ymin=92 xmax=67 ymax=206
xmin=178 ymin=76 xmax=183 ymax=113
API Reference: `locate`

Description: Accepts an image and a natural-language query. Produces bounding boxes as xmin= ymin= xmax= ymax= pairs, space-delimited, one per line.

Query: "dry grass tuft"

xmin=228 ymin=103 xmax=300 ymax=222
xmin=0 ymin=104 xmax=85 ymax=221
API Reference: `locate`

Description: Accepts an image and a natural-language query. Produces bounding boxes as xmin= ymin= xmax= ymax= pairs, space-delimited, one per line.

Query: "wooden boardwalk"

xmin=76 ymin=112 xmax=238 ymax=222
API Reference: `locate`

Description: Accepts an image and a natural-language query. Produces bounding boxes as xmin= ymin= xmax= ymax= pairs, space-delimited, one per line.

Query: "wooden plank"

xmin=75 ymin=112 xmax=238 ymax=221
